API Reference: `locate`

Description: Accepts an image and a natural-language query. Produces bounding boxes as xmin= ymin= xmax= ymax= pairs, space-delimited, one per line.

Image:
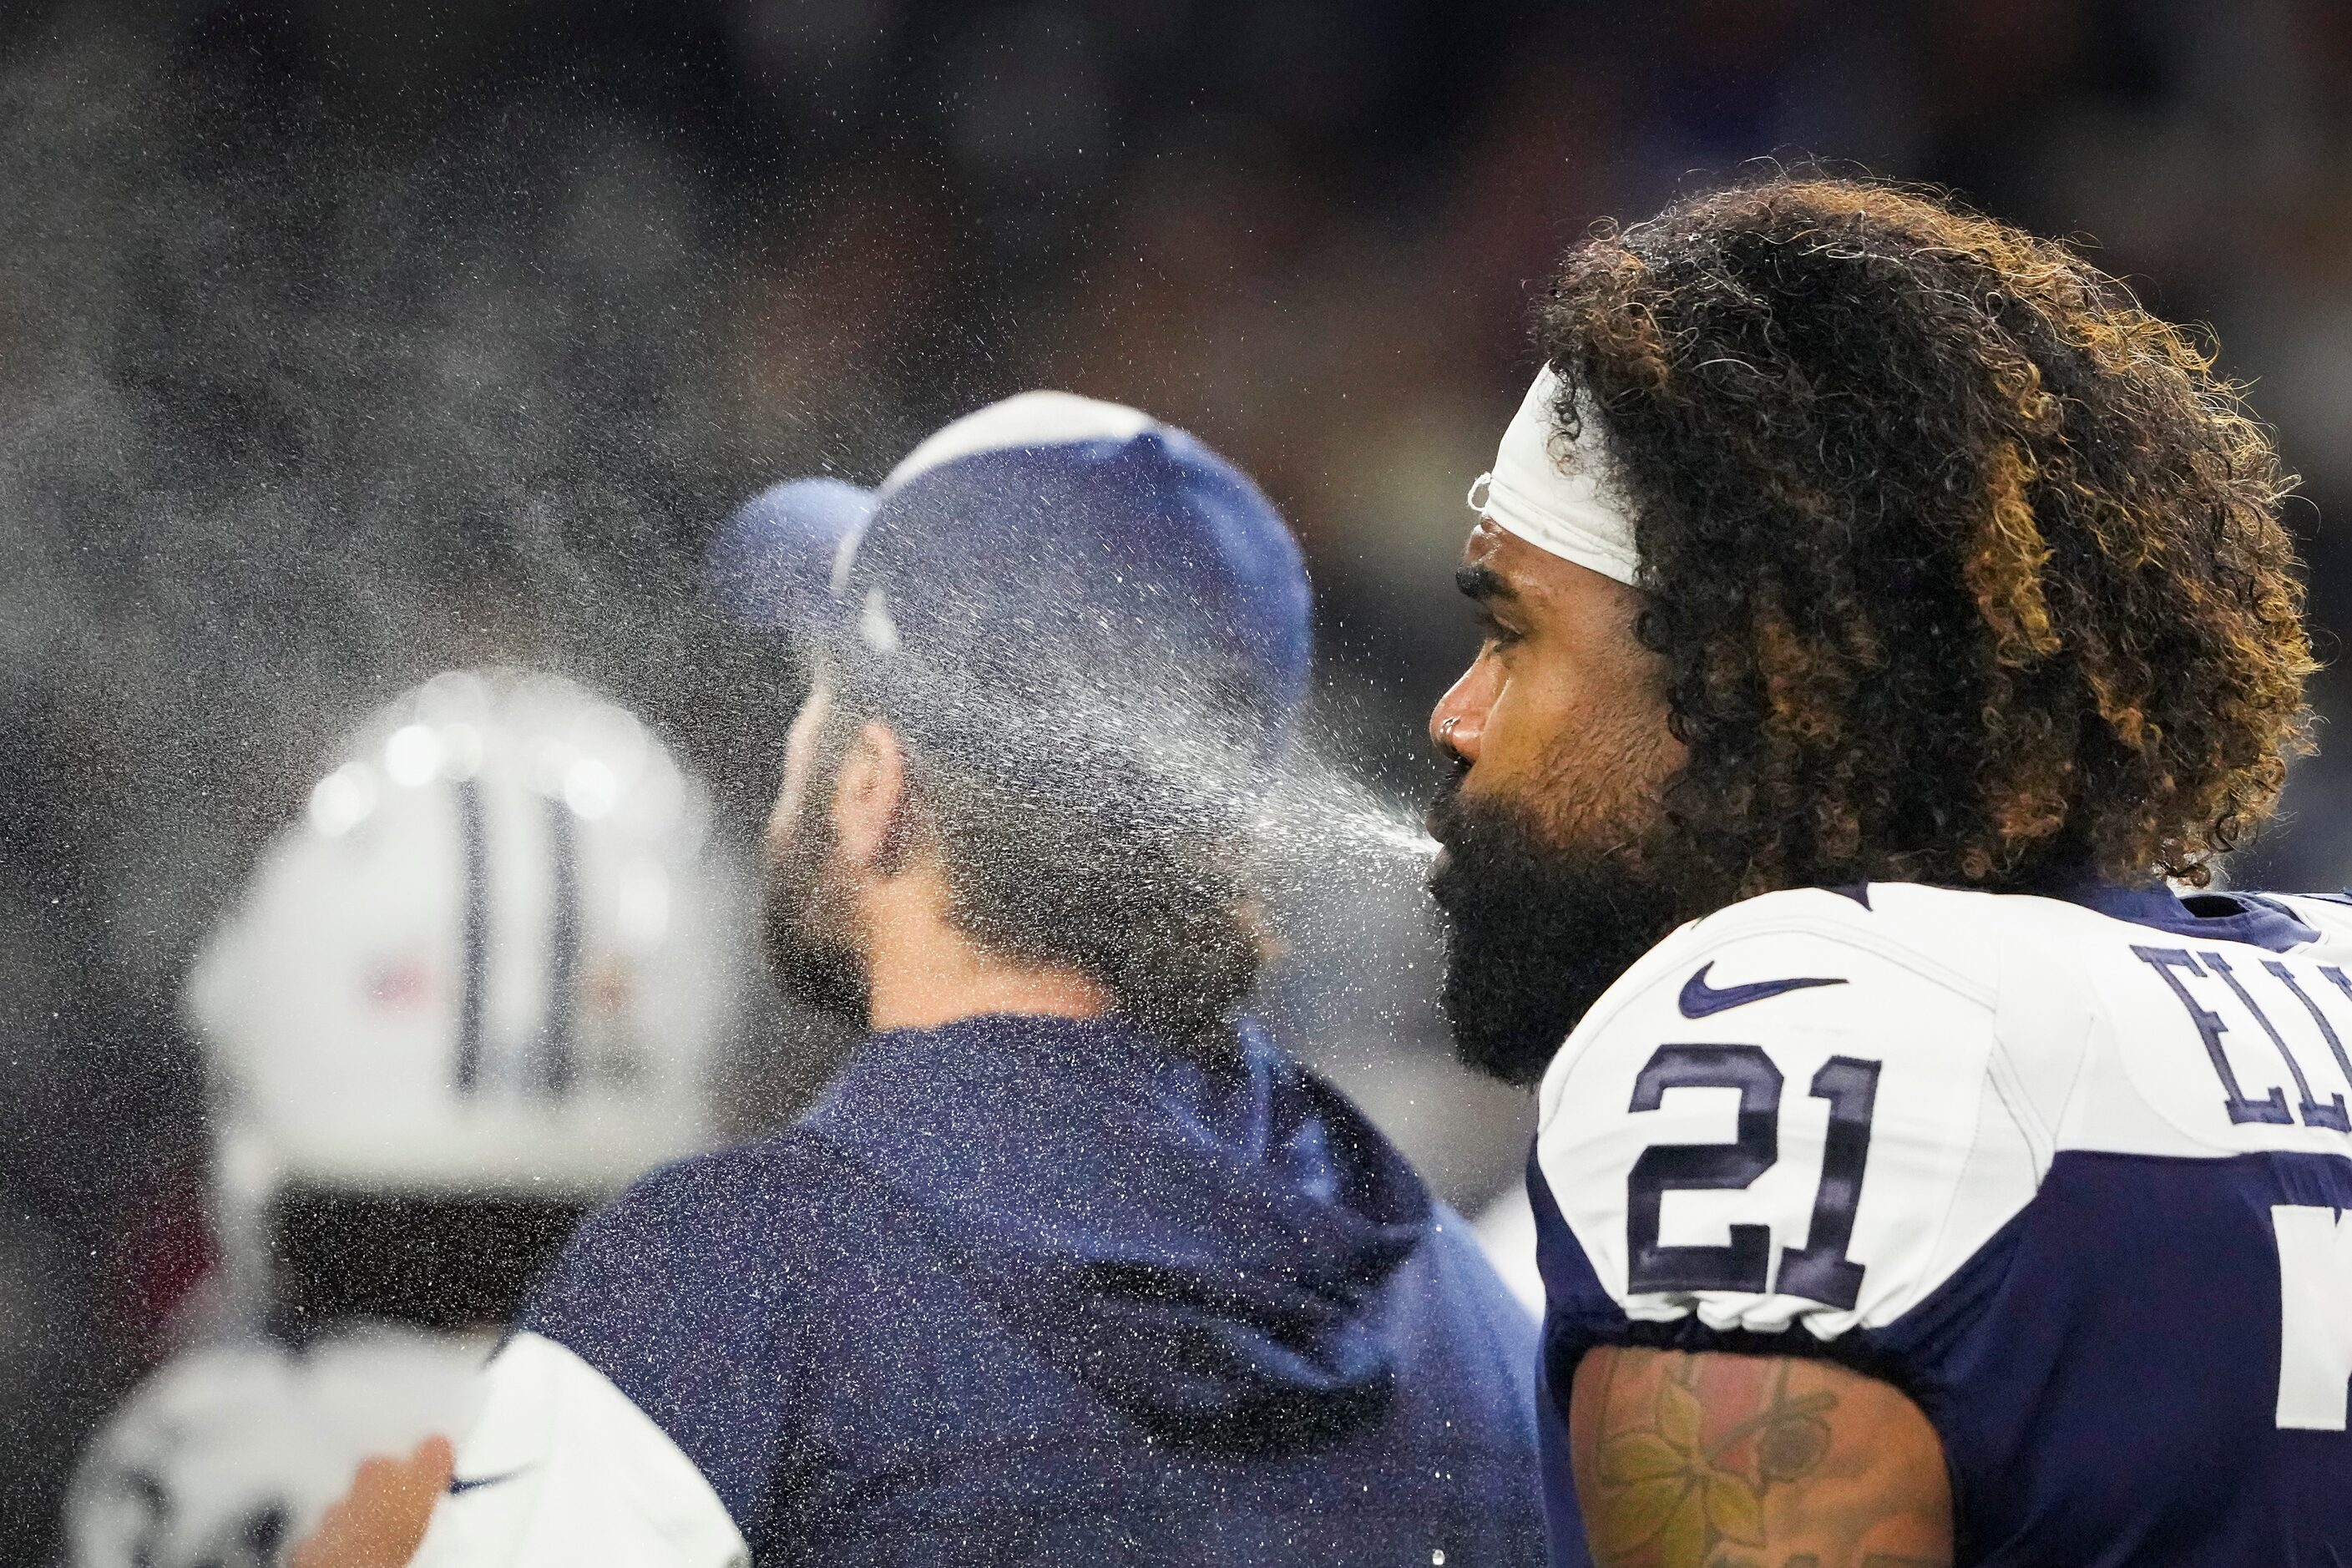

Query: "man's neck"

xmin=860 ymin=868 xmax=1114 ymax=1033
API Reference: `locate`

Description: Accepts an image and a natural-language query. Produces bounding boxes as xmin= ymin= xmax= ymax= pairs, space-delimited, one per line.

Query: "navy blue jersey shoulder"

xmin=1526 ymin=880 xmax=2352 ymax=1567
xmin=524 ymin=1013 xmax=1545 ymax=1565
xmin=2058 ymin=877 xmax=2320 ymax=953
xmin=1812 ymin=873 xmax=2324 ymax=952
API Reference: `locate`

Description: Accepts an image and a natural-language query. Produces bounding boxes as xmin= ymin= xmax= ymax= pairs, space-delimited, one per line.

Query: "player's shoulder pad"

xmin=2261 ymin=890 xmax=2352 ymax=946
xmin=66 ymin=1343 xmax=297 ymax=1568
xmin=1535 ymin=883 xmax=2041 ymax=1343
xmin=72 ymin=1340 xmax=296 ymax=1469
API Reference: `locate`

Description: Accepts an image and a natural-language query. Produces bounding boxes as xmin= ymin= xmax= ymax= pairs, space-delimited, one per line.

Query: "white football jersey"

xmin=1527 ymin=879 xmax=2352 ymax=1565
xmin=66 ymin=1324 xmax=489 ymax=1568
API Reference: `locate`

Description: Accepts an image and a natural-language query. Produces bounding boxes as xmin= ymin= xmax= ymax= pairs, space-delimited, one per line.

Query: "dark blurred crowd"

xmin=8 ymin=0 xmax=2352 ymax=1557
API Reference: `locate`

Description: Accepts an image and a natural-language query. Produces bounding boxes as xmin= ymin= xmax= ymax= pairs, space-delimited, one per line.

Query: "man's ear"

xmin=830 ymin=720 xmax=909 ymax=873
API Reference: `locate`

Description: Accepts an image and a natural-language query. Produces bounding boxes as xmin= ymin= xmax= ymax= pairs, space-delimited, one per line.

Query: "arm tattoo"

xmin=1568 ymin=1348 xmax=1952 ymax=1568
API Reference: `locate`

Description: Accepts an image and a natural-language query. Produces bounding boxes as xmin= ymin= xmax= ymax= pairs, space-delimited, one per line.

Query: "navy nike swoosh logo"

xmin=1677 ymin=962 xmax=1846 ymax=1018
xmin=447 ymin=1469 xmax=528 ymax=1496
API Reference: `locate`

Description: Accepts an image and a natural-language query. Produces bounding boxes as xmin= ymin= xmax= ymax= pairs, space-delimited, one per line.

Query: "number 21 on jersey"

xmin=1623 ymin=1043 xmax=1879 ymax=1309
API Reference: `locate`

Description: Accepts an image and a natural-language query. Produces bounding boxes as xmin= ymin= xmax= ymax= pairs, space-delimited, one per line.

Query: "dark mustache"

xmin=1423 ymin=766 xmax=1469 ymax=843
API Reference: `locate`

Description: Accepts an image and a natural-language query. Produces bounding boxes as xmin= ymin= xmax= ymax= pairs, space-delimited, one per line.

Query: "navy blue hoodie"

xmin=522 ymin=1013 xmax=1545 ymax=1564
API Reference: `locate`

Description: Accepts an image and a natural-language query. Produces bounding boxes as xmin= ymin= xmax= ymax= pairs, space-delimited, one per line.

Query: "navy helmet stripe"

xmin=453 ymin=776 xmax=489 ymax=1094
xmin=539 ymin=796 xmax=580 ymax=1098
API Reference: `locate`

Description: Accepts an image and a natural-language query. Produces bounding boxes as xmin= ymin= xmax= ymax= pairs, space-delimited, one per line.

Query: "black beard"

xmin=1425 ymin=782 xmax=1683 ymax=1089
xmin=757 ymin=811 xmax=871 ymax=1028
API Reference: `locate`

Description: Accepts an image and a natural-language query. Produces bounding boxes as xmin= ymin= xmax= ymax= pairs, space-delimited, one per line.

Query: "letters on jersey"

xmin=1529 ymin=881 xmax=2352 ymax=1566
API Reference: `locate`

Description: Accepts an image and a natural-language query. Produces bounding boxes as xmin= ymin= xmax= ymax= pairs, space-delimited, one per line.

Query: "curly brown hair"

xmin=1535 ymin=176 xmax=2315 ymax=905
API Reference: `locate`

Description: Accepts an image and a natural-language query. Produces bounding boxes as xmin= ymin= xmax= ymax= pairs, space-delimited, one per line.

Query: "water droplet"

xmin=564 ymin=756 xmax=620 ymax=818
xmin=384 ymin=723 xmax=441 ymax=787
xmin=308 ymin=762 xmax=378 ymax=835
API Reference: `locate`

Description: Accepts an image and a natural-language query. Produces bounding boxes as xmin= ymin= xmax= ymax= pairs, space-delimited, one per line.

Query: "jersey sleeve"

xmin=410 ymin=1332 xmax=747 ymax=1568
xmin=1530 ymin=891 xmax=2039 ymax=1359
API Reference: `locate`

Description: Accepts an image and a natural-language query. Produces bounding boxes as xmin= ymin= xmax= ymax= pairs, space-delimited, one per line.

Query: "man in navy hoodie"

xmin=303 ymin=392 xmax=1543 ymax=1566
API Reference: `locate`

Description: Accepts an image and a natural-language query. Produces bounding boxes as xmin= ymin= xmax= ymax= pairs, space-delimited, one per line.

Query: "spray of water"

xmin=1262 ymin=766 xmax=1443 ymax=866
xmin=0 ymin=29 xmax=1526 ymax=1544
xmin=831 ymin=629 xmax=1444 ymax=889
xmin=0 ymin=13 xmax=1489 ymax=1179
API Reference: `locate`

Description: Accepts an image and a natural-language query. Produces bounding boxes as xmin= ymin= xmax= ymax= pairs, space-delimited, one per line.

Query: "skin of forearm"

xmin=1568 ymin=1346 xmax=1953 ymax=1568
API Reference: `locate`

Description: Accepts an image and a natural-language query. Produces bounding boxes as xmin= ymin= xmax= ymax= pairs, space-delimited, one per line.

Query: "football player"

xmin=68 ymin=670 xmax=748 ymax=1568
xmin=1426 ymin=177 xmax=2347 ymax=1565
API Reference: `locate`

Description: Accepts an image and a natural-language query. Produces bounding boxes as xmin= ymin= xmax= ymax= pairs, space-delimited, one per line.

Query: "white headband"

xmin=1467 ymin=367 xmax=1641 ymax=586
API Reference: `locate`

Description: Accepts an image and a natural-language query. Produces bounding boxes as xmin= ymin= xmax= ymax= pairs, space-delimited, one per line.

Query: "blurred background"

xmin=7 ymin=0 xmax=2352 ymax=1555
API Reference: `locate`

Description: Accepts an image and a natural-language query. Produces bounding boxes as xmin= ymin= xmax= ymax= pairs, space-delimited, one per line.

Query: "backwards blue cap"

xmin=713 ymin=393 xmax=1313 ymax=779
xmin=707 ymin=477 xmax=875 ymax=630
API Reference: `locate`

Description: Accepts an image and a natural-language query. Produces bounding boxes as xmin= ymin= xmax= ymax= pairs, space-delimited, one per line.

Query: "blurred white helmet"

xmin=191 ymin=670 xmax=747 ymax=1226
